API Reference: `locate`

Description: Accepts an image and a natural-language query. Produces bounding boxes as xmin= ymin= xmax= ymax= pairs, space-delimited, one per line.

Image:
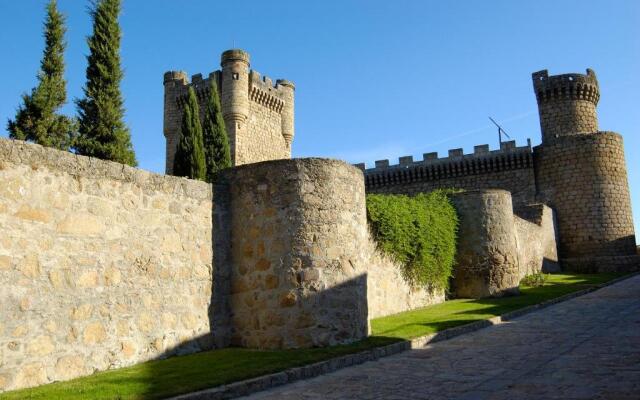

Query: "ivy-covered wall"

xmin=366 ymin=191 xmax=459 ymax=291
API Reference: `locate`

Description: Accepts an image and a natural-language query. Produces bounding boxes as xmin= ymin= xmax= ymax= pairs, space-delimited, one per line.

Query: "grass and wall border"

xmin=3 ymin=272 xmax=635 ymax=400
xmin=172 ymin=272 xmax=638 ymax=400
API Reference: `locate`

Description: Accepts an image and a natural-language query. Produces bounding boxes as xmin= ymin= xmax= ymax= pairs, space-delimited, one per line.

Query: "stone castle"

xmin=358 ymin=68 xmax=637 ymax=272
xmin=163 ymin=49 xmax=294 ymax=173
xmin=0 ymin=49 xmax=637 ymax=392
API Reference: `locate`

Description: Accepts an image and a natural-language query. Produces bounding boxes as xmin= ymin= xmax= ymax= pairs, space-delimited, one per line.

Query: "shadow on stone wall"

xmin=560 ymin=234 xmax=638 ymax=260
xmin=559 ymin=235 xmax=640 ymax=273
xmin=135 ymin=271 xmax=369 ymax=399
xmin=542 ymin=257 xmax=561 ymax=273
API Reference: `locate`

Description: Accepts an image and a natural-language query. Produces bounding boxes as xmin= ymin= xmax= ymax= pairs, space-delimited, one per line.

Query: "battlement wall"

xmin=167 ymin=69 xmax=290 ymax=114
xmin=359 ymin=140 xmax=536 ymax=206
xmin=532 ymin=69 xmax=600 ymax=104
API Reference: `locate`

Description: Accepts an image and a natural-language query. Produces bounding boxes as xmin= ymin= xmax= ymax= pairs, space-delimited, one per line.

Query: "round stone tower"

xmin=533 ymin=69 xmax=599 ymax=144
xmin=276 ymin=79 xmax=295 ymax=149
xmin=533 ymin=69 xmax=637 ymax=271
xmin=163 ymin=70 xmax=189 ymax=175
xmin=221 ymin=49 xmax=251 ymax=163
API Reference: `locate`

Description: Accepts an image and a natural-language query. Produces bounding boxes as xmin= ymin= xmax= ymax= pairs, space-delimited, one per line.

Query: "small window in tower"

xmin=232 ymin=73 xmax=239 ymax=80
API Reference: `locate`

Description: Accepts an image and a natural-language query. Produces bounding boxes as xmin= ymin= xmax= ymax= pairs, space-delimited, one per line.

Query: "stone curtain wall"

xmin=368 ymin=168 xmax=536 ymax=207
xmin=534 ymin=132 xmax=637 ymax=269
xmin=362 ymin=142 xmax=536 ymax=207
xmin=514 ymin=204 xmax=559 ymax=278
xmin=0 ymin=139 xmax=214 ymax=391
xmin=365 ymin=234 xmax=444 ymax=319
xmin=451 ymin=191 xmax=560 ymax=297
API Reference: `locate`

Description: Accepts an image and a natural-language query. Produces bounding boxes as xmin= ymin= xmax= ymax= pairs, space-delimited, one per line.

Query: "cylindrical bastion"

xmin=221 ymin=158 xmax=369 ymax=349
xmin=451 ymin=190 xmax=520 ymax=298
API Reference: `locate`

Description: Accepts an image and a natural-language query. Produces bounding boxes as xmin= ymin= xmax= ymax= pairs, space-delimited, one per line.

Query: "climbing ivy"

xmin=366 ymin=190 xmax=458 ymax=290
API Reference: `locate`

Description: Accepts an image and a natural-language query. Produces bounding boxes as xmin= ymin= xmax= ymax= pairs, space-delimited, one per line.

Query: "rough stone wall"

xmin=237 ymin=100 xmax=289 ymax=165
xmin=361 ymin=142 xmax=536 ymax=207
xmin=0 ymin=139 xmax=214 ymax=391
xmin=220 ymin=159 xmax=369 ymax=349
xmin=218 ymin=157 xmax=443 ymax=348
xmin=365 ymin=234 xmax=444 ymax=319
xmin=514 ymin=204 xmax=559 ymax=278
xmin=536 ymin=100 xmax=598 ymax=142
xmin=451 ymin=190 xmax=520 ymax=298
xmin=534 ymin=132 xmax=637 ymax=264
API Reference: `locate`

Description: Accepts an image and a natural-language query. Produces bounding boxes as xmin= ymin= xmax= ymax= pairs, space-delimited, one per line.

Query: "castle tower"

xmin=533 ymin=69 xmax=600 ymax=144
xmin=163 ymin=70 xmax=189 ymax=175
xmin=533 ymin=69 xmax=637 ymax=271
xmin=220 ymin=49 xmax=251 ymax=164
xmin=163 ymin=49 xmax=295 ymax=173
xmin=276 ymin=79 xmax=295 ymax=148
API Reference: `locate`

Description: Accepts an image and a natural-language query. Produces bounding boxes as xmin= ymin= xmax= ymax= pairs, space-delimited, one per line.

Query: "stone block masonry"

xmin=0 ymin=139 xmax=442 ymax=392
xmin=514 ymin=204 xmax=559 ymax=278
xmin=0 ymin=139 xmax=215 ymax=391
xmin=217 ymin=158 xmax=443 ymax=348
xmin=451 ymin=190 xmax=520 ymax=298
xmin=220 ymin=159 xmax=369 ymax=348
xmin=534 ymin=132 xmax=638 ymax=271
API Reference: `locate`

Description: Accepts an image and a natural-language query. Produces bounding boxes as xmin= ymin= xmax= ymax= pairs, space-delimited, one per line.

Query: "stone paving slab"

xmin=241 ymin=275 xmax=640 ymax=400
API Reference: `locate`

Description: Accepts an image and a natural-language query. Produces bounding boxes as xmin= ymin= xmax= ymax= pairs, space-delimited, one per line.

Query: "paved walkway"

xmin=242 ymin=275 xmax=640 ymax=400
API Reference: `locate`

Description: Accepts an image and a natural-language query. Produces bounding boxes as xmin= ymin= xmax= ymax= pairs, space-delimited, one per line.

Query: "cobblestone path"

xmin=242 ymin=275 xmax=640 ymax=400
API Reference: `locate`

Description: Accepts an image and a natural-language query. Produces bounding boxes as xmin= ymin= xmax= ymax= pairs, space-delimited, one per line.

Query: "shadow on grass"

xmin=0 ymin=272 xmax=628 ymax=400
xmin=138 ymin=335 xmax=404 ymax=400
xmin=370 ymin=273 xmax=627 ymax=340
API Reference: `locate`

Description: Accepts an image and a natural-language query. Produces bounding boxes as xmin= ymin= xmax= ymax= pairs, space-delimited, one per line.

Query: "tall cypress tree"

xmin=202 ymin=79 xmax=231 ymax=183
xmin=7 ymin=0 xmax=75 ymax=150
xmin=174 ymin=87 xmax=206 ymax=181
xmin=75 ymin=0 xmax=136 ymax=166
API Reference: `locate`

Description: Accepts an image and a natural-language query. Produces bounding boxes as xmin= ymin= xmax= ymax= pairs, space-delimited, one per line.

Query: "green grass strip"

xmin=0 ymin=273 xmax=624 ymax=400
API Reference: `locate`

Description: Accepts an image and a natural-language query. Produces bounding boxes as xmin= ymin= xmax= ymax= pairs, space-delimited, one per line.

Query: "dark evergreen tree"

xmin=202 ymin=79 xmax=231 ymax=183
xmin=174 ymin=87 xmax=206 ymax=181
xmin=7 ymin=0 xmax=75 ymax=150
xmin=75 ymin=0 xmax=136 ymax=166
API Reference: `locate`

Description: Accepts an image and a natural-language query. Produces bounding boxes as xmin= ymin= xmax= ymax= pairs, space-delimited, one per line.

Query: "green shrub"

xmin=520 ymin=272 xmax=548 ymax=287
xmin=366 ymin=191 xmax=458 ymax=290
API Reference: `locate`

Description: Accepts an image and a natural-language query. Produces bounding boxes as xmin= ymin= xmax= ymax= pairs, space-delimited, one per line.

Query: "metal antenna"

xmin=489 ymin=117 xmax=511 ymax=145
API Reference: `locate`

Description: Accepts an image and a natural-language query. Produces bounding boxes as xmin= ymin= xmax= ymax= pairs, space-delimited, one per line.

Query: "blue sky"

xmin=1 ymin=0 xmax=639 ymax=232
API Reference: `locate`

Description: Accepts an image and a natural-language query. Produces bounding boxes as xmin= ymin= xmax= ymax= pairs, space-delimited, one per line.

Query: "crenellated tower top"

xmin=532 ymin=69 xmax=600 ymax=143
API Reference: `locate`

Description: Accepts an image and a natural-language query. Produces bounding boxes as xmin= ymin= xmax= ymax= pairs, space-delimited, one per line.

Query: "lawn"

xmin=0 ymin=272 xmax=625 ymax=400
